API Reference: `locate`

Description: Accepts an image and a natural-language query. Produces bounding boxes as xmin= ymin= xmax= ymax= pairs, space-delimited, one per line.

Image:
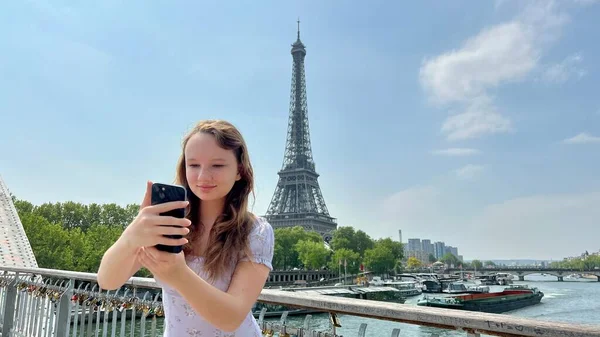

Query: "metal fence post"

xmin=1 ymin=273 xmax=18 ymax=337
xmin=54 ymin=279 xmax=73 ymax=337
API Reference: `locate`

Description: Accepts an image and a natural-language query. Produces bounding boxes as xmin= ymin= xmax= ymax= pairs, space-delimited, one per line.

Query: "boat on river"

xmin=253 ymin=284 xmax=404 ymax=318
xmin=417 ymin=285 xmax=544 ymax=313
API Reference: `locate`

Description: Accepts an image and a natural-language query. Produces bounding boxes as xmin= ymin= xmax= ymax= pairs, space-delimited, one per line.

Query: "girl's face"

xmin=184 ymin=132 xmax=241 ymax=202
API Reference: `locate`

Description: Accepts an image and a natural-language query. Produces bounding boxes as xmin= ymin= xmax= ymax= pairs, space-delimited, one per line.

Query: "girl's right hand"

xmin=121 ymin=181 xmax=191 ymax=250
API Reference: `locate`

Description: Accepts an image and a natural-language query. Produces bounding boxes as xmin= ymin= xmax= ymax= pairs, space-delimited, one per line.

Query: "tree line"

xmin=10 ymin=197 xmax=406 ymax=277
xmin=12 ymin=197 xmax=152 ymax=277
xmin=404 ymin=254 xmax=497 ymax=270
xmin=273 ymin=226 xmax=404 ymax=275
xmin=549 ymin=253 xmax=600 ymax=270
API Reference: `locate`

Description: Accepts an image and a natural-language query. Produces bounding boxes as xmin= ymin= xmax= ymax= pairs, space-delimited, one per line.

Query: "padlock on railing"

xmin=264 ymin=323 xmax=275 ymax=337
xmin=279 ymin=324 xmax=290 ymax=337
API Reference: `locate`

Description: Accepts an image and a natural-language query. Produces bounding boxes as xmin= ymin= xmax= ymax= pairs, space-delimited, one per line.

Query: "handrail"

xmin=0 ymin=266 xmax=159 ymax=288
xmin=2 ymin=266 xmax=600 ymax=337
xmin=259 ymin=289 xmax=600 ymax=337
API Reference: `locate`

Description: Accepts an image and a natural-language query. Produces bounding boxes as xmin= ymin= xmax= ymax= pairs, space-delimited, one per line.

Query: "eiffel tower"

xmin=264 ymin=21 xmax=337 ymax=242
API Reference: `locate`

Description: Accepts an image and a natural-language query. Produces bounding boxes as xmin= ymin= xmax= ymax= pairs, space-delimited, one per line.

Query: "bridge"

xmin=2 ymin=265 xmax=600 ymax=337
xmin=1 ymin=178 xmax=600 ymax=336
xmin=445 ymin=267 xmax=600 ymax=282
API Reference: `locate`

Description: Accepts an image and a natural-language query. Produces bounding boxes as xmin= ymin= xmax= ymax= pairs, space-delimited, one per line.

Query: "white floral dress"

xmin=156 ymin=217 xmax=274 ymax=336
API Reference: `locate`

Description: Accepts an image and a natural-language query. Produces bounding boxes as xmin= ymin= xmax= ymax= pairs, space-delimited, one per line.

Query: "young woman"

xmin=98 ymin=120 xmax=274 ymax=336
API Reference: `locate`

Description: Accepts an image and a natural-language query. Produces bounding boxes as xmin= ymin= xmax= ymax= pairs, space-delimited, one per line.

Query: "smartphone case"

xmin=151 ymin=183 xmax=187 ymax=254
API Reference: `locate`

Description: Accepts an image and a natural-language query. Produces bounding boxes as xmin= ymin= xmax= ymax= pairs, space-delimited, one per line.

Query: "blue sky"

xmin=1 ymin=1 xmax=599 ymax=260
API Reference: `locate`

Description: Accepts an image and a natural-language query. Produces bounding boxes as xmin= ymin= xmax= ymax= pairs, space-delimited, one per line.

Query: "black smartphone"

xmin=151 ymin=182 xmax=188 ymax=254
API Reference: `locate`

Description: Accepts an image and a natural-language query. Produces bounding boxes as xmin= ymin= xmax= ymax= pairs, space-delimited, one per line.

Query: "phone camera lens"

xmin=159 ymin=192 xmax=165 ymax=199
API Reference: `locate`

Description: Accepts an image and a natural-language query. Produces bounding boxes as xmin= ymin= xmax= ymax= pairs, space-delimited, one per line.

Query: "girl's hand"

xmin=137 ymin=246 xmax=189 ymax=286
xmin=121 ymin=181 xmax=191 ymax=250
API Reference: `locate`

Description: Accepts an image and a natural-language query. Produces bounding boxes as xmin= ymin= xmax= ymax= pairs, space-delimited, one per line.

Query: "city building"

xmin=407 ymin=238 xmax=421 ymax=252
xmin=403 ymin=236 xmax=462 ymax=264
xmin=434 ymin=241 xmax=446 ymax=259
xmin=421 ymin=239 xmax=434 ymax=256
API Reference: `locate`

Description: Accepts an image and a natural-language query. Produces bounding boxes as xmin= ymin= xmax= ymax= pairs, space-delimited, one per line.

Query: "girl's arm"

xmin=149 ymin=218 xmax=275 ymax=332
xmin=172 ymin=262 xmax=271 ymax=331
xmin=97 ymin=237 xmax=142 ymax=290
xmin=98 ymin=181 xmax=190 ymax=290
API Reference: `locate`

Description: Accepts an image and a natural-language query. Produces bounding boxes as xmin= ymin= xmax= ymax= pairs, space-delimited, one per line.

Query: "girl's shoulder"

xmin=240 ymin=214 xmax=275 ymax=269
xmin=246 ymin=214 xmax=274 ymax=243
xmin=249 ymin=214 xmax=272 ymax=230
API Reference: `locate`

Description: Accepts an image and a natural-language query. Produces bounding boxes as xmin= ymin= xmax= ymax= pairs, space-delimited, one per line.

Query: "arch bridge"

xmin=445 ymin=267 xmax=600 ymax=282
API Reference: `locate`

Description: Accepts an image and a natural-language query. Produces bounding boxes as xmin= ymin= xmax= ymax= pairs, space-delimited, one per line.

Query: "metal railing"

xmin=1 ymin=266 xmax=600 ymax=337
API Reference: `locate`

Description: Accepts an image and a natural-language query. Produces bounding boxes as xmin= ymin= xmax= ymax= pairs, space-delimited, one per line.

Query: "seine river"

xmin=263 ymin=275 xmax=600 ymax=336
xmin=118 ymin=275 xmax=598 ymax=336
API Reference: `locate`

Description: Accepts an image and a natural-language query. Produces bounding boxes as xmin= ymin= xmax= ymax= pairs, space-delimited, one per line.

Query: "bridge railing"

xmin=1 ymin=266 xmax=600 ymax=337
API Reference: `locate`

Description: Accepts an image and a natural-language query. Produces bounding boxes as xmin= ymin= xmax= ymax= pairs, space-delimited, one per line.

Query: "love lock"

xmin=279 ymin=325 xmax=290 ymax=337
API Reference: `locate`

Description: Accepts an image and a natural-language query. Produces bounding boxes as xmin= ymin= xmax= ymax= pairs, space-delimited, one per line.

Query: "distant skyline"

xmin=1 ymin=1 xmax=600 ymax=261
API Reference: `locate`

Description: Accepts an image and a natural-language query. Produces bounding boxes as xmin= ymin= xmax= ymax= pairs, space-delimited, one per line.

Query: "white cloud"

xmin=562 ymin=132 xmax=600 ymax=144
xmin=542 ymin=53 xmax=586 ymax=84
xmin=441 ymin=96 xmax=512 ymax=141
xmin=431 ymin=148 xmax=481 ymax=156
xmin=455 ymin=165 xmax=484 ymax=180
xmin=419 ymin=1 xmax=572 ymax=141
xmin=380 ymin=186 xmax=600 ymax=259
xmin=420 ymin=22 xmax=537 ymax=105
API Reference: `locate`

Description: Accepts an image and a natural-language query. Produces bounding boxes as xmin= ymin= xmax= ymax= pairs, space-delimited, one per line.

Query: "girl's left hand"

xmin=137 ymin=246 xmax=189 ymax=286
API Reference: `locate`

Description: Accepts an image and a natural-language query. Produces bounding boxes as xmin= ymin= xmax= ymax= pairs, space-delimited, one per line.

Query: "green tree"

xmin=67 ymin=227 xmax=89 ymax=272
xmin=295 ymin=240 xmax=329 ymax=270
xmin=375 ymin=238 xmax=403 ymax=261
xmin=20 ymin=213 xmax=76 ymax=271
xmin=13 ymin=199 xmax=34 ymax=214
xmin=100 ymin=203 xmax=136 ymax=228
xmin=14 ymin=196 xmax=139 ymax=232
xmin=588 ymin=255 xmax=600 ymax=269
xmin=60 ymin=201 xmax=88 ymax=230
xmin=328 ymin=248 xmax=360 ymax=274
xmin=273 ymin=226 xmax=323 ymax=270
xmin=354 ymin=230 xmax=375 ymax=257
xmin=552 ymin=255 xmax=600 ymax=270
xmin=393 ymin=259 xmax=404 ymax=274
xmin=330 ymin=227 xmax=355 ymax=252
xmin=471 ymin=259 xmax=483 ymax=270
xmin=80 ymin=224 xmax=123 ymax=272
xmin=440 ymin=253 xmax=460 ymax=267
xmin=34 ymin=202 xmax=63 ymax=227
xmin=330 ymin=226 xmax=374 ymax=258
xmin=14 ymin=196 xmax=149 ymax=275
xmin=363 ymin=245 xmax=395 ymax=275
xmin=484 ymin=260 xmax=496 ymax=267
xmin=428 ymin=254 xmax=437 ymax=263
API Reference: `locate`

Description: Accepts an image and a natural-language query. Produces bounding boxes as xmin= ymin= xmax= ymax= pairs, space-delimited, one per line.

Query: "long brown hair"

xmin=175 ymin=120 xmax=255 ymax=281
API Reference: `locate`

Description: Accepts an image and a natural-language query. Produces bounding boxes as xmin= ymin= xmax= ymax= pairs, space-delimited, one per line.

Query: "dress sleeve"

xmin=240 ymin=217 xmax=275 ymax=271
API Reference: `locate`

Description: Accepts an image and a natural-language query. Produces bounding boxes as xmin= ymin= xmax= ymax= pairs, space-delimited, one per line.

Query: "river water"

xmin=263 ymin=275 xmax=600 ymax=336
xmin=125 ymin=275 xmax=599 ymax=336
